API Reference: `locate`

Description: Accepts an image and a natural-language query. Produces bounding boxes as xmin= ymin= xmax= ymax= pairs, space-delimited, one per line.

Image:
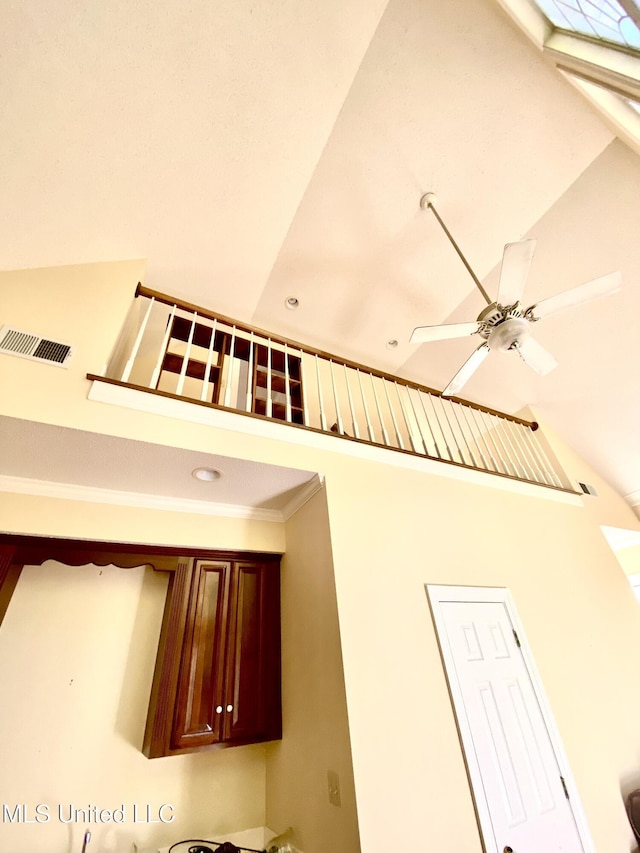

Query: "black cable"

xmin=166 ymin=839 xmax=263 ymax=853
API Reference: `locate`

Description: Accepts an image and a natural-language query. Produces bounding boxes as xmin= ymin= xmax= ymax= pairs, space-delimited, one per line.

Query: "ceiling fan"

xmin=410 ymin=193 xmax=621 ymax=397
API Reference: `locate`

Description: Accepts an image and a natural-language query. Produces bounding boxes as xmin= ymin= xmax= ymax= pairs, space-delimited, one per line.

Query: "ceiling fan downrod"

xmin=420 ymin=192 xmax=492 ymax=306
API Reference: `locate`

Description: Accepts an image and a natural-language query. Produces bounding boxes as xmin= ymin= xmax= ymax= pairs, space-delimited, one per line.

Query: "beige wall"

xmin=265 ymin=487 xmax=360 ymax=853
xmin=0 ymin=561 xmax=266 ymax=853
xmin=4 ymin=262 xmax=640 ymax=852
xmin=0 ymin=491 xmax=285 ymax=554
xmin=320 ymin=457 xmax=640 ymax=852
xmin=0 ymin=492 xmax=286 ymax=853
xmin=613 ymin=543 xmax=640 ymax=578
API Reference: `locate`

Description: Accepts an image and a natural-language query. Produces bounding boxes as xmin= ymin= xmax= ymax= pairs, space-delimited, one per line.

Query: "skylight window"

xmin=533 ymin=0 xmax=640 ymax=49
xmin=496 ymin=0 xmax=640 ymax=154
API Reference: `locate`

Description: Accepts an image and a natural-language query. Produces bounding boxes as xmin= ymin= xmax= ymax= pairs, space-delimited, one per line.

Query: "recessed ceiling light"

xmin=386 ymin=339 xmax=399 ymax=349
xmin=192 ymin=467 xmax=223 ymax=482
xmin=285 ymin=296 xmax=300 ymax=310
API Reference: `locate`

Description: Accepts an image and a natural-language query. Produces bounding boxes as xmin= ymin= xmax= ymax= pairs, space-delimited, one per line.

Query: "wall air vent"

xmin=578 ymin=481 xmax=598 ymax=497
xmin=0 ymin=325 xmax=74 ymax=368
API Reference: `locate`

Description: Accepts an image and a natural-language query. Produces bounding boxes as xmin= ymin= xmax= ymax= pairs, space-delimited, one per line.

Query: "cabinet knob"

xmin=215 ymin=705 xmax=223 ymax=714
xmin=226 ymin=704 xmax=233 ymax=712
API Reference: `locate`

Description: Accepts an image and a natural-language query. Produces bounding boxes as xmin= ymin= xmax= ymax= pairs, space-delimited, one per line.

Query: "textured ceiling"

xmin=0 ymin=417 xmax=316 ymax=512
xmin=1 ymin=0 xmax=639 ymax=505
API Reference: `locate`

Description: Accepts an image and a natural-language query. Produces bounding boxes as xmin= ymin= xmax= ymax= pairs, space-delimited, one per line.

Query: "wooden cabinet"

xmin=0 ymin=536 xmax=282 ymax=759
xmin=143 ymin=551 xmax=281 ymax=758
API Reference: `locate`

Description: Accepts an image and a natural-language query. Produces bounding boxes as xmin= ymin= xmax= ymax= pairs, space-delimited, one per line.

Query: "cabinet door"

xmin=171 ymin=560 xmax=231 ymax=750
xmin=223 ymin=561 xmax=281 ymax=743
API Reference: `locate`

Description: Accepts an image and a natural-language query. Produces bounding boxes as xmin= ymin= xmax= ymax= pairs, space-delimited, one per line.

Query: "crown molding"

xmin=280 ymin=473 xmax=325 ymax=521
xmin=0 ymin=475 xmax=284 ymax=523
xmin=625 ymin=489 xmax=640 ymax=507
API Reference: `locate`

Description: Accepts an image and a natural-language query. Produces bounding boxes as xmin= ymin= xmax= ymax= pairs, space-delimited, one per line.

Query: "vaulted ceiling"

xmin=2 ymin=0 xmax=639 ymax=507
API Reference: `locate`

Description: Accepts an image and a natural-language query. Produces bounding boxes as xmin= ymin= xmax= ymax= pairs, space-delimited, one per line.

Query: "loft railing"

xmin=90 ymin=285 xmax=574 ymax=492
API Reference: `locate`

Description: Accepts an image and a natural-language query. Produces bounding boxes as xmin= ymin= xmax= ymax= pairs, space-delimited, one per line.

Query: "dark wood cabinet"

xmin=0 ymin=536 xmax=282 ymax=759
xmin=144 ymin=552 xmax=282 ymax=758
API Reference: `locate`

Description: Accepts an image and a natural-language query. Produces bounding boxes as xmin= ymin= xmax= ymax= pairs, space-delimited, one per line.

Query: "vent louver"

xmin=578 ymin=481 xmax=598 ymax=497
xmin=0 ymin=326 xmax=74 ymax=368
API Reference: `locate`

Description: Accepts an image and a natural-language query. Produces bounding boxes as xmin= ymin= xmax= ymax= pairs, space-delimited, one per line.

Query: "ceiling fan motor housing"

xmin=478 ymin=302 xmax=530 ymax=351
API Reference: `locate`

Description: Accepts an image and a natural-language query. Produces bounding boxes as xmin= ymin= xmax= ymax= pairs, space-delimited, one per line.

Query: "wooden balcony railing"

xmin=89 ymin=285 xmax=575 ymax=493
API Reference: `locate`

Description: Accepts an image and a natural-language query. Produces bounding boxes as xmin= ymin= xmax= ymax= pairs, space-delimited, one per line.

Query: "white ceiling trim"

xmin=281 ymin=473 xmax=326 ymax=521
xmin=0 ymin=474 xmax=284 ymax=523
xmin=600 ymin=524 xmax=640 ymax=551
xmin=625 ymin=489 xmax=640 ymax=507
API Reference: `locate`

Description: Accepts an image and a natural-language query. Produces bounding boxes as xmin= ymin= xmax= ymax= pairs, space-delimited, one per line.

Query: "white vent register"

xmin=0 ymin=326 xmax=74 ymax=368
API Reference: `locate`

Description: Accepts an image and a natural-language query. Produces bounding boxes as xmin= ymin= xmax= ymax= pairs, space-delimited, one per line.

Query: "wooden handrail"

xmin=134 ymin=284 xmax=538 ymax=429
xmin=86 ymin=374 xmax=576 ymax=495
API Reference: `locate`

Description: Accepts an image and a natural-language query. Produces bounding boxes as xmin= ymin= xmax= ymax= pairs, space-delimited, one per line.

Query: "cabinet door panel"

xmin=172 ymin=560 xmax=230 ymax=749
xmin=224 ymin=562 xmax=280 ymax=743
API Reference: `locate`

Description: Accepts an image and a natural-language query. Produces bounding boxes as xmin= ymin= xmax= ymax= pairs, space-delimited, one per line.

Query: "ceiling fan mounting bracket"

xmin=420 ymin=192 xmax=438 ymax=210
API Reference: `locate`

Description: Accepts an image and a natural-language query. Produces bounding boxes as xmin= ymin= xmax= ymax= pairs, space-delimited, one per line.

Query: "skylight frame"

xmin=493 ymin=0 xmax=640 ymax=154
xmin=532 ymin=0 xmax=640 ymax=51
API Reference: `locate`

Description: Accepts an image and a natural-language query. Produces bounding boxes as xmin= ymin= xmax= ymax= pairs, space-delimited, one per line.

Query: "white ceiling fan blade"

xmin=442 ymin=343 xmax=490 ymax=397
xmin=530 ymin=270 xmax=621 ymax=320
xmin=517 ymin=336 xmax=558 ymax=376
xmin=496 ymin=239 xmax=536 ymax=307
xmin=410 ymin=321 xmax=480 ymax=344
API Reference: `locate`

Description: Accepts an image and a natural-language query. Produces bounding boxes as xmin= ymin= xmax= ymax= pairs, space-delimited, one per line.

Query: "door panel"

xmin=224 ymin=562 xmax=268 ymax=742
xmin=434 ymin=595 xmax=586 ymax=853
xmin=171 ymin=560 xmax=230 ymax=748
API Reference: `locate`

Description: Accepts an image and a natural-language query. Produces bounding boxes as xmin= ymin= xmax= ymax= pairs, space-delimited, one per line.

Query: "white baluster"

xmin=267 ymin=340 xmax=273 ymax=418
xmin=176 ymin=312 xmax=197 ymax=397
xmin=489 ymin=414 xmax=520 ymax=477
xmin=344 ymin=365 xmax=360 ymax=438
xmin=121 ymin=296 xmax=155 ymax=383
xmin=370 ymin=375 xmax=390 ymax=446
xmin=200 ymin=318 xmax=217 ymax=402
xmin=479 ymin=409 xmax=507 ymax=474
xmin=356 ymin=370 xmax=375 ymax=442
xmin=285 ymin=344 xmax=292 ymax=423
xmin=427 ymin=396 xmax=453 ymax=461
xmin=456 ymin=403 xmax=479 ymax=468
xmin=315 ymin=355 xmax=327 ymax=432
xmin=395 ymin=383 xmax=421 ymax=452
xmin=382 ymin=379 xmax=404 ymax=449
xmin=245 ymin=332 xmax=254 ymax=412
xmin=299 ymin=350 xmax=310 ymax=427
xmin=447 ymin=400 xmax=475 ymax=466
xmin=405 ymin=388 xmax=428 ymax=455
xmin=329 ymin=361 xmax=344 ymax=434
xmin=439 ymin=398 xmax=465 ymax=464
xmin=499 ymin=418 xmax=529 ymax=479
xmin=417 ymin=391 xmax=441 ymax=458
xmin=150 ymin=304 xmax=177 ymax=390
xmin=223 ymin=326 xmax=236 ymax=408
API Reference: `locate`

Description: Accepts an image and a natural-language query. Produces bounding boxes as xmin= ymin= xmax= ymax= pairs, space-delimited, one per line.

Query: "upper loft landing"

xmin=87 ymin=284 xmax=576 ymax=496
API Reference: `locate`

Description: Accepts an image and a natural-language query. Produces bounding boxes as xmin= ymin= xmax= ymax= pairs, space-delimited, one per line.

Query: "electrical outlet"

xmin=327 ymin=770 xmax=341 ymax=806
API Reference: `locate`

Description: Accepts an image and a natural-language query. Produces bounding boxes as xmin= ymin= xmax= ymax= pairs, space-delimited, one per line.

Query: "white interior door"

xmin=427 ymin=585 xmax=593 ymax=853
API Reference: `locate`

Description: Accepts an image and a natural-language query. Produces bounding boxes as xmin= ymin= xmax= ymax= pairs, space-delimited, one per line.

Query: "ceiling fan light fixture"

xmin=487 ymin=317 xmax=530 ymax=351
